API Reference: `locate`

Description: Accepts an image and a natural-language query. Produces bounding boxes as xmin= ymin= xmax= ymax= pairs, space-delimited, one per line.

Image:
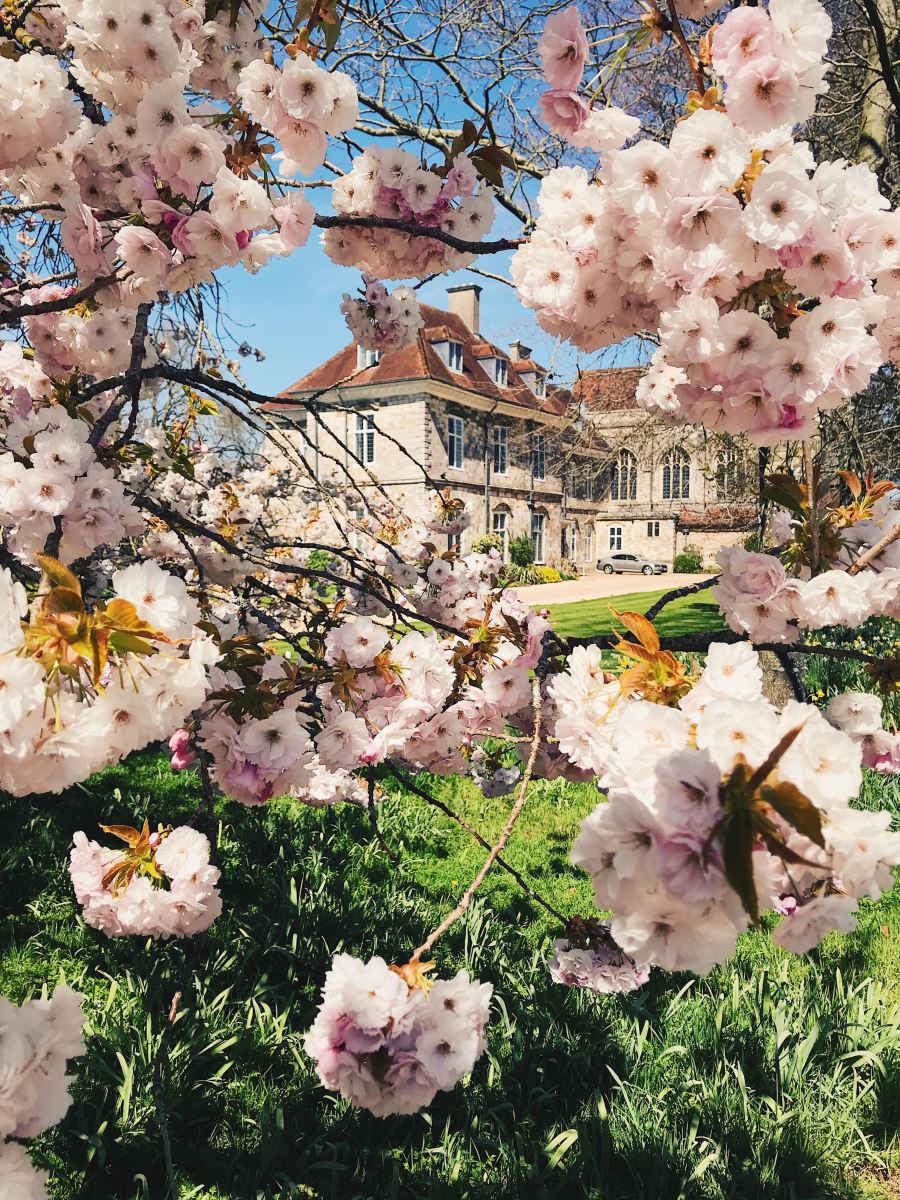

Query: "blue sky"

xmin=220 ymin=233 xmax=641 ymax=398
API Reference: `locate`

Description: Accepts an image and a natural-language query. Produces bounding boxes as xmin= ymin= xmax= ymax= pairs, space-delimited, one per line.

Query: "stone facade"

xmin=268 ymin=288 xmax=755 ymax=571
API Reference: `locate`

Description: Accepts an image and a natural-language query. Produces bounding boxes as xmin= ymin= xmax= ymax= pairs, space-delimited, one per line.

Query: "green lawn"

xmin=540 ymin=585 xmax=724 ymax=640
xmin=3 ymin=746 xmax=900 ymax=1200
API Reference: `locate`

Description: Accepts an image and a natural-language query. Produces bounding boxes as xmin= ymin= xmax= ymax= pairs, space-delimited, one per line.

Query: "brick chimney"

xmin=509 ymin=339 xmax=532 ymax=362
xmin=446 ymin=283 xmax=482 ymax=333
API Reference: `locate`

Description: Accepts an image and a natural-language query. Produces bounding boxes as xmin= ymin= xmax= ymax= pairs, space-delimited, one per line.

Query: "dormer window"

xmin=447 ymin=341 xmax=463 ymax=372
xmin=356 ymin=346 xmax=380 ymax=369
xmin=494 ymin=358 xmax=508 ymax=387
xmin=519 ymin=368 xmax=547 ymax=397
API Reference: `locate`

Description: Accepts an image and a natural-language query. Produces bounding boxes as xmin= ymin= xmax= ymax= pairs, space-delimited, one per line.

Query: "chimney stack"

xmin=509 ymin=339 xmax=532 ymax=362
xmin=446 ymin=283 xmax=482 ymax=333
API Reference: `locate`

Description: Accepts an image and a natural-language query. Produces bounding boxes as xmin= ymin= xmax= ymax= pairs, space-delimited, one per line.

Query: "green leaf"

xmin=761 ymin=781 xmax=825 ymax=849
xmin=323 ymin=16 xmax=341 ymax=53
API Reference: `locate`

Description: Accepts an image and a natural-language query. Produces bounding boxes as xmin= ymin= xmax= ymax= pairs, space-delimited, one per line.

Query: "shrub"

xmin=501 ymin=563 xmax=545 ymax=586
xmin=508 ymin=533 xmax=534 ymax=567
xmin=673 ymin=545 xmax=704 ymax=573
xmin=536 ymin=566 xmax=562 ymax=583
xmin=470 ymin=532 xmax=502 ymax=554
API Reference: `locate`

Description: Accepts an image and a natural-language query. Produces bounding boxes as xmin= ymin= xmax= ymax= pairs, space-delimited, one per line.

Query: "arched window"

xmin=662 ymin=448 xmax=690 ymax=500
xmin=715 ymin=447 xmax=743 ymax=500
xmin=610 ymin=449 xmax=637 ymax=501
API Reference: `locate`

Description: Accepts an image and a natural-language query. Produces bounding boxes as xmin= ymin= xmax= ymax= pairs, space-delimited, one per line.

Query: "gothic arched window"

xmin=610 ymin=449 xmax=637 ymax=501
xmin=715 ymin=447 xmax=743 ymax=500
xmin=662 ymin=448 xmax=690 ymax=500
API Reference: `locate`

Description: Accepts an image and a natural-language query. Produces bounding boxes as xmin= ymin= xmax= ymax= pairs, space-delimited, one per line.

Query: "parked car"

xmin=596 ymin=552 xmax=668 ymax=575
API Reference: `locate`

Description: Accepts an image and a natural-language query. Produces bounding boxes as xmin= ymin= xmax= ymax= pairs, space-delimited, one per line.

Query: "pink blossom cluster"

xmin=537 ymin=7 xmax=640 ymax=153
xmin=0 ymin=984 xmax=85 ymax=1196
xmin=304 ymin=955 xmax=492 ymax=1116
xmin=237 ymin=51 xmax=358 ymax=177
xmin=314 ymin=570 xmax=549 ymax=778
xmin=0 ymin=52 xmax=79 ymax=171
xmin=324 ymin=148 xmax=495 ymax=278
xmin=199 ymin=699 xmax=314 ymax=807
xmin=133 ymin=451 xmax=272 ymax=589
xmin=569 ymin=644 xmax=900 ymax=971
xmin=0 ymin=985 xmax=85 ymax=1140
xmin=1 ymin=1142 xmax=50 ymax=1200
xmin=517 ymin=1 xmax=900 ymax=444
xmin=548 ymin=927 xmax=650 ymax=995
xmin=22 ymin=289 xmax=143 ymax=382
xmin=714 ymin=548 xmax=899 ymax=643
xmin=826 ymin=692 xmax=900 ymax=775
xmin=70 ymin=825 xmax=221 ymax=938
xmin=341 ymin=275 xmax=423 ymax=352
xmin=0 ymin=406 xmax=142 ymax=565
xmin=713 ymin=1 xmax=831 ymax=135
xmin=0 ymin=11 xmax=356 ymax=378
xmin=0 ymin=564 xmax=215 ymax=796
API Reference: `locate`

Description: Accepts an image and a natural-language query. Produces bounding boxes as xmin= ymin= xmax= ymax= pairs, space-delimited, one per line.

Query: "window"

xmin=492 ymin=425 xmax=508 ymax=474
xmin=355 ymin=412 xmax=375 ymax=464
xmin=535 ymin=373 xmax=547 ymax=399
xmin=494 ymin=358 xmax=508 ymax=387
xmin=448 ymin=341 xmax=463 ymax=372
xmin=662 ymin=448 xmax=690 ymax=500
xmin=448 ymin=531 xmax=461 ymax=553
xmin=448 ymin=414 xmax=464 ymax=469
xmin=610 ymin=449 xmax=637 ymax=501
xmin=609 ymin=526 xmax=623 ymax=551
xmin=364 ymin=348 xmax=380 ymax=368
xmin=716 ymin=447 xmax=743 ymax=500
xmin=647 ymin=521 xmax=660 ymax=537
xmin=492 ymin=510 xmax=509 ymax=561
xmin=531 ymin=512 xmax=546 ymax=564
xmin=531 ymin=432 xmax=546 ymax=480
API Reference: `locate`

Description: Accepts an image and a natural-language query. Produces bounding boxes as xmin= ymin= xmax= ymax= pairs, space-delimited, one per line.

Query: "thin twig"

xmin=367 ymin=770 xmax=398 ymax=864
xmin=388 ymin=765 xmax=568 ymax=925
xmin=804 ymin=440 xmax=819 ymax=571
xmin=847 ymin=523 xmax=900 ymax=575
xmin=664 ymin=0 xmax=706 ymax=92
xmin=412 ymin=676 xmax=543 ymax=961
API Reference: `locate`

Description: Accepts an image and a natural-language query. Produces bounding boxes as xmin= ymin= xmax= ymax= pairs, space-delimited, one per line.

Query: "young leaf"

xmin=35 ymin=555 xmax=83 ymax=597
xmin=720 ymin=810 xmax=759 ymax=922
xmin=760 ymin=781 xmax=826 ymax=848
xmin=610 ymin=609 xmax=660 ymax=653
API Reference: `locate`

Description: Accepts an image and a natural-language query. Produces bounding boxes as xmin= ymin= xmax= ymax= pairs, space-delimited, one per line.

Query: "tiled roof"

xmin=677 ymin=505 xmax=757 ymax=532
xmin=572 ymin=365 xmax=645 ymax=412
xmin=268 ymin=303 xmax=570 ymax=417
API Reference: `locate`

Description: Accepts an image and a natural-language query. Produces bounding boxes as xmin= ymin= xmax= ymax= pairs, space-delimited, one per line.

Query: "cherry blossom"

xmin=304 ymin=956 xmax=492 ymax=1116
xmin=70 ymin=823 xmax=221 ymax=938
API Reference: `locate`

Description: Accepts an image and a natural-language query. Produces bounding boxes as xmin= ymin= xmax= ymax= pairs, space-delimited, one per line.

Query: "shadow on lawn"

xmin=0 ymin=752 xmax=893 ymax=1200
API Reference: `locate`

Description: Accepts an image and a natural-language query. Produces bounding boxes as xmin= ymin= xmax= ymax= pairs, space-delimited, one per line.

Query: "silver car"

xmin=597 ymin=552 xmax=668 ymax=576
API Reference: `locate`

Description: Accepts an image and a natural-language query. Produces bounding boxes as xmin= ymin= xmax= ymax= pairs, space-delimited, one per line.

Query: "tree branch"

xmin=313 ymin=213 xmax=524 ymax=255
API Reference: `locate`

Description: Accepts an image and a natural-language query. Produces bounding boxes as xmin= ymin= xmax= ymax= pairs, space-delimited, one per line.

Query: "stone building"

xmin=268 ymin=285 xmax=754 ymax=569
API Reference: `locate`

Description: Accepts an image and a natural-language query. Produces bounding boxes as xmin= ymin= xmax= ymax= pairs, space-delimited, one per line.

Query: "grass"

xmin=540 ymin=586 xmax=724 ymax=640
xmin=3 ymin=745 xmax=900 ymax=1200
